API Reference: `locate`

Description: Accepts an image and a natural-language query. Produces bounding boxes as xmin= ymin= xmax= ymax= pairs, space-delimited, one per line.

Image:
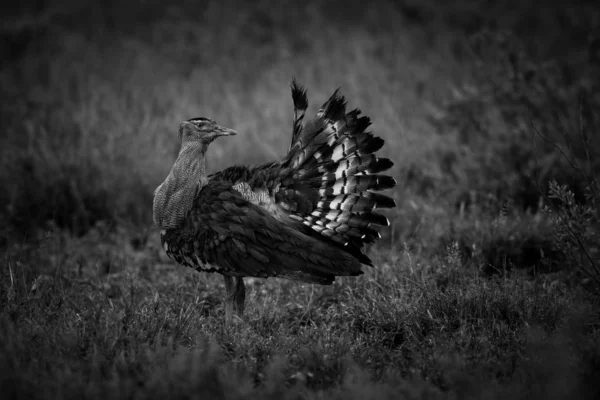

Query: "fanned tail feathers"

xmin=280 ymin=84 xmax=396 ymax=259
xmin=290 ymin=78 xmax=308 ymax=150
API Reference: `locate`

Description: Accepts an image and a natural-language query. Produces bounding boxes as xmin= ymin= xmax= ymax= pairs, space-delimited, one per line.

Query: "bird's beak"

xmin=216 ymin=125 xmax=238 ymax=137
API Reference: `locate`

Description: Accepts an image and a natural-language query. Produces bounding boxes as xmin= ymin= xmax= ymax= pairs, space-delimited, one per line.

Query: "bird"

xmin=153 ymin=80 xmax=396 ymax=323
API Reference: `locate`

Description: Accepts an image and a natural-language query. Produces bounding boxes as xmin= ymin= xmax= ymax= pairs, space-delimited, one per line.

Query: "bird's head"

xmin=178 ymin=117 xmax=237 ymax=146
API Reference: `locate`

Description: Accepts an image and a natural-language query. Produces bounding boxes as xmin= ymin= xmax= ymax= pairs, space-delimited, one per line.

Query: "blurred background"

xmin=1 ymin=0 xmax=598 ymax=242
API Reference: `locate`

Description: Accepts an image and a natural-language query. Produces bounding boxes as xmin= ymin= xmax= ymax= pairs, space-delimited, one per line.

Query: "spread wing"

xmin=202 ymin=83 xmax=396 ymax=268
xmin=163 ymin=180 xmax=363 ymax=284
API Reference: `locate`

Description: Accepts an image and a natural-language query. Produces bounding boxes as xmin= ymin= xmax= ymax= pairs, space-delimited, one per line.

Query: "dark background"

xmin=1 ymin=1 xmax=599 ymax=398
xmin=1 ymin=0 xmax=597 ymax=234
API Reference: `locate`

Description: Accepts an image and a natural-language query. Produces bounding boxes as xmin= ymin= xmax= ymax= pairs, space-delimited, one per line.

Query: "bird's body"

xmin=153 ymin=81 xmax=396 ymax=321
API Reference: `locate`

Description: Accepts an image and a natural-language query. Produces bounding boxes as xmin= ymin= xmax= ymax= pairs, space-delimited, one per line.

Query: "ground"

xmin=1 ymin=0 xmax=599 ymax=398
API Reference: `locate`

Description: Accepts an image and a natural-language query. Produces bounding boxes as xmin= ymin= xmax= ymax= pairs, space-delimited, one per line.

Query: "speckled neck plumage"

xmin=153 ymin=143 xmax=207 ymax=230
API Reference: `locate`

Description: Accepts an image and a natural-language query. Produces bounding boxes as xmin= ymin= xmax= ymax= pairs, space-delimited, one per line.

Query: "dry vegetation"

xmin=1 ymin=0 xmax=599 ymax=398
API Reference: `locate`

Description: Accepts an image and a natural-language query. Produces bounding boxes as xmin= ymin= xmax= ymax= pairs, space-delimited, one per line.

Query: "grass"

xmin=1 ymin=0 xmax=600 ymax=398
xmin=2 ymin=225 xmax=598 ymax=399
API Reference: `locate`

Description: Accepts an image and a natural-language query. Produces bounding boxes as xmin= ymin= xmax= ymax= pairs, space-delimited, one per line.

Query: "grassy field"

xmin=1 ymin=0 xmax=599 ymax=398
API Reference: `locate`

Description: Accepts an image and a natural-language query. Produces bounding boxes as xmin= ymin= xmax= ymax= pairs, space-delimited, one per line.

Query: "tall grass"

xmin=1 ymin=223 xmax=598 ymax=399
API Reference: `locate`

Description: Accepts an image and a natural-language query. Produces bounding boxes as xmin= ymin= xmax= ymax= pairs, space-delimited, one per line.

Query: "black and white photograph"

xmin=1 ymin=0 xmax=599 ymax=398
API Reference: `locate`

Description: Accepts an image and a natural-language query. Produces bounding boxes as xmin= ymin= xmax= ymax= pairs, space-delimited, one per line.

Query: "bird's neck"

xmin=153 ymin=143 xmax=208 ymax=230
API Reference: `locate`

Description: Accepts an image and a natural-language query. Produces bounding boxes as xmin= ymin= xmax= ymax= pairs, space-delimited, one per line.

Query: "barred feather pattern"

xmin=161 ymin=182 xmax=363 ymax=284
xmin=207 ymin=81 xmax=396 ymax=265
xmin=277 ymin=86 xmax=396 ymax=259
xmin=208 ymin=84 xmax=397 ymax=266
xmin=157 ymin=82 xmax=396 ymax=284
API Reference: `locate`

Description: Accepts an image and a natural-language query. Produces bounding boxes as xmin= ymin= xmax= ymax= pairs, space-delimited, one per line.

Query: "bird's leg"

xmin=223 ymin=275 xmax=234 ymax=325
xmin=233 ymin=277 xmax=246 ymax=316
xmin=223 ymin=276 xmax=246 ymax=324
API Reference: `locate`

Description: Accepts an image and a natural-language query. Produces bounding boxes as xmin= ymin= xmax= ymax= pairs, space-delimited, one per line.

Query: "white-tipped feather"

xmin=282 ymin=83 xmax=395 ymax=255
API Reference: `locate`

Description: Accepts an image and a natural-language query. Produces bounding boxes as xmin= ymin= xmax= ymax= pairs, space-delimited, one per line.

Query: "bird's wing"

xmin=205 ymin=86 xmax=396 ymax=266
xmin=274 ymin=88 xmax=397 ymax=251
xmin=164 ymin=180 xmax=363 ymax=283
